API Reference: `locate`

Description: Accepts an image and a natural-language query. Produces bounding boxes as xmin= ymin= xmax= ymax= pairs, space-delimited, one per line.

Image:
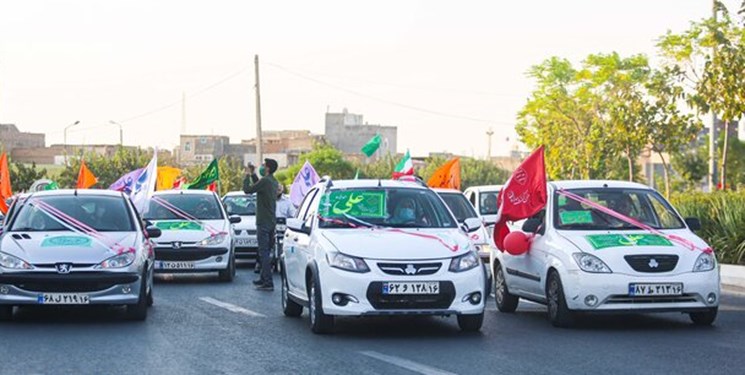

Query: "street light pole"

xmin=63 ymin=120 xmax=80 ymax=166
xmin=110 ymin=120 xmax=123 ymax=146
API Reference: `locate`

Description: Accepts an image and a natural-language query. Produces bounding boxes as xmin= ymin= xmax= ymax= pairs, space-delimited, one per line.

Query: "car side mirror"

xmin=522 ymin=218 xmax=543 ymax=234
xmin=462 ymin=217 xmax=482 ymax=233
xmin=146 ymin=226 xmax=162 ymax=239
xmin=229 ymin=215 xmax=242 ymax=224
xmin=685 ymin=217 xmax=701 ymax=231
xmin=287 ymin=217 xmax=311 ymax=235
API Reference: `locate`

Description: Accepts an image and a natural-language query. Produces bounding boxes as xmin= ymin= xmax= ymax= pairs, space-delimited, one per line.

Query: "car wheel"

xmin=457 ymin=312 xmax=484 ymax=332
xmin=0 ymin=305 xmax=13 ymax=321
xmin=546 ymin=270 xmax=574 ymax=328
xmin=308 ymin=276 xmax=334 ymax=334
xmin=147 ymin=287 xmax=154 ymax=307
xmin=690 ymin=307 xmax=718 ymax=326
xmin=494 ymin=263 xmax=519 ymax=313
xmin=125 ymin=272 xmax=148 ymax=321
xmin=281 ymin=272 xmax=303 ymax=318
xmin=218 ymin=253 xmax=236 ymax=282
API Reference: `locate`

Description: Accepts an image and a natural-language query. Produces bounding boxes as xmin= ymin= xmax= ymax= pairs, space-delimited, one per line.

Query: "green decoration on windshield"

xmin=41 ymin=236 xmax=92 ymax=247
xmin=155 ymin=221 xmax=203 ymax=231
xmin=586 ymin=234 xmax=673 ymax=250
xmin=559 ymin=210 xmax=593 ymax=225
xmin=320 ymin=190 xmax=386 ymax=218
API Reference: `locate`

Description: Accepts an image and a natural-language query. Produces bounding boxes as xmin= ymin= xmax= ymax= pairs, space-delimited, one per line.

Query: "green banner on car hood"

xmin=155 ymin=221 xmax=203 ymax=231
xmin=585 ymin=234 xmax=673 ymax=250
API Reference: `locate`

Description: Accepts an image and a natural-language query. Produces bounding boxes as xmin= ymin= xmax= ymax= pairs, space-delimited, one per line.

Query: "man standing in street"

xmin=243 ymin=158 xmax=279 ymax=291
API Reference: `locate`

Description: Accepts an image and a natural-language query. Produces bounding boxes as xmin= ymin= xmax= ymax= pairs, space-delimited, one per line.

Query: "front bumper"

xmin=0 ymin=272 xmax=142 ymax=305
xmin=153 ymin=247 xmax=230 ymax=272
xmin=317 ymin=259 xmax=486 ymax=316
xmin=561 ymin=268 xmax=720 ymax=312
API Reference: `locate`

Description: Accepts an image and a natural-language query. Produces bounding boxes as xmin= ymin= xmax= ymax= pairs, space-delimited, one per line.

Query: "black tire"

xmin=457 ymin=312 xmax=484 ymax=332
xmin=690 ymin=307 xmax=718 ymax=326
xmin=0 ymin=305 xmax=13 ymax=321
xmin=147 ymin=287 xmax=154 ymax=307
xmin=218 ymin=253 xmax=236 ymax=282
xmin=125 ymin=272 xmax=148 ymax=321
xmin=494 ymin=263 xmax=519 ymax=313
xmin=281 ymin=272 xmax=303 ymax=318
xmin=546 ymin=270 xmax=574 ymax=328
xmin=308 ymin=276 xmax=334 ymax=334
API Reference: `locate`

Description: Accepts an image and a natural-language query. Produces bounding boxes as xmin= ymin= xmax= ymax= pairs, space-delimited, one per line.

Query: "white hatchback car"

xmin=492 ymin=180 xmax=720 ymax=327
xmin=222 ymin=192 xmax=258 ymax=264
xmin=281 ymin=179 xmax=487 ymax=334
xmin=144 ymin=190 xmax=240 ymax=282
xmin=463 ymin=185 xmax=502 ymax=238
xmin=434 ymin=188 xmax=492 ymax=262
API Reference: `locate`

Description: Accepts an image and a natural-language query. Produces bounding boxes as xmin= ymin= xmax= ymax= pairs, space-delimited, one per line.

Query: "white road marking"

xmin=359 ymin=351 xmax=457 ymax=375
xmin=199 ymin=297 xmax=267 ymax=318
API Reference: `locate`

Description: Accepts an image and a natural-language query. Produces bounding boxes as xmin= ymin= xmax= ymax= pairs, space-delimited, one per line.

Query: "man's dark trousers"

xmin=257 ymin=224 xmax=275 ymax=286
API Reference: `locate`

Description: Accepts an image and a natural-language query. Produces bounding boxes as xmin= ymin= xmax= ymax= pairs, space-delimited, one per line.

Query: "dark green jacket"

xmin=243 ymin=174 xmax=278 ymax=227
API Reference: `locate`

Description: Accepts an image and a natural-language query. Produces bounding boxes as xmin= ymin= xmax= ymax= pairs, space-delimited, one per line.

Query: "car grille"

xmin=366 ymin=281 xmax=455 ymax=310
xmin=234 ymin=229 xmax=257 ymax=236
xmin=0 ymin=272 xmax=139 ymax=293
xmin=624 ymin=254 xmax=678 ymax=273
xmin=154 ymin=248 xmax=227 ymax=261
xmin=605 ymin=294 xmax=698 ymax=304
xmin=235 ymin=247 xmax=258 ymax=261
xmin=377 ymin=262 xmax=442 ymax=276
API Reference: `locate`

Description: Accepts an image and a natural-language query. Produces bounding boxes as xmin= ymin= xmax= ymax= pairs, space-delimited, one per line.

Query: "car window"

xmin=438 ymin=192 xmax=479 ymax=222
xmin=11 ymin=195 xmax=135 ymax=232
xmin=479 ymin=191 xmax=499 ymax=215
xmin=223 ymin=195 xmax=256 ymax=216
xmin=145 ymin=194 xmax=224 ymax=220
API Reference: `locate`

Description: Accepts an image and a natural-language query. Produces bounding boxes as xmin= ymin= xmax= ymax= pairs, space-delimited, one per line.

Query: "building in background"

xmin=0 ymin=124 xmax=45 ymax=153
xmin=324 ymin=109 xmax=397 ymax=159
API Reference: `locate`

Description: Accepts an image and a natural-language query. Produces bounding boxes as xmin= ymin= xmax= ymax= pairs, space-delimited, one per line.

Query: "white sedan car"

xmin=435 ymin=188 xmax=492 ymax=262
xmin=144 ymin=190 xmax=240 ymax=282
xmin=222 ymin=192 xmax=259 ymax=264
xmin=281 ymin=179 xmax=487 ymax=334
xmin=492 ymin=180 xmax=720 ymax=327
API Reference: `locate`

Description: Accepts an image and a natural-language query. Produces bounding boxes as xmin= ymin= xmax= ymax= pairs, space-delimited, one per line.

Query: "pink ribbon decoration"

xmin=556 ymin=189 xmax=712 ymax=254
xmin=150 ymin=196 xmax=226 ymax=237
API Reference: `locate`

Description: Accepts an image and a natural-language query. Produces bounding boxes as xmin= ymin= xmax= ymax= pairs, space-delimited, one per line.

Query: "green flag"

xmin=361 ymin=134 xmax=382 ymax=157
xmin=187 ymin=159 xmax=219 ymax=190
xmin=43 ymin=181 xmax=59 ymax=190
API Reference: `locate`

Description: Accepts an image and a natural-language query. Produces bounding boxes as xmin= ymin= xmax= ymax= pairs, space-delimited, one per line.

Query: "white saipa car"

xmin=144 ymin=190 xmax=240 ymax=282
xmin=281 ymin=179 xmax=487 ymax=334
xmin=492 ymin=180 xmax=720 ymax=327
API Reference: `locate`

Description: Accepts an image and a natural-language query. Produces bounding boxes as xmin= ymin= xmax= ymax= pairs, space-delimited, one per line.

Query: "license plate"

xmin=158 ymin=261 xmax=196 ymax=270
xmin=382 ymin=282 xmax=439 ymax=295
xmin=38 ymin=293 xmax=90 ymax=305
xmin=628 ymin=283 xmax=683 ymax=296
xmin=236 ymin=238 xmax=258 ymax=247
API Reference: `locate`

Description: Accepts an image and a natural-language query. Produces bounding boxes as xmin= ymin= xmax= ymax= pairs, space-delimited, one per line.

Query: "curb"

xmin=721 ymin=264 xmax=745 ymax=289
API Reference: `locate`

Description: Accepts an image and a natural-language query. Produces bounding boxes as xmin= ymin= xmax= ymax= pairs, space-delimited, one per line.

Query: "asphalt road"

xmin=2 ymin=265 xmax=744 ymax=375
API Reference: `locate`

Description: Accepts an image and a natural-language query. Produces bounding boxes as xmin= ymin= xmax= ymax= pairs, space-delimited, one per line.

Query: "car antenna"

xmin=74 ymin=189 xmax=78 ymax=196
xmin=377 ymin=179 xmax=382 ymax=187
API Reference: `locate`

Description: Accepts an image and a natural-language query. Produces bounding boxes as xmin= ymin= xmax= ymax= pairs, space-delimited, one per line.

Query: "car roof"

xmin=28 ymin=189 xmax=126 ymax=198
xmin=152 ymin=189 xmax=217 ymax=196
xmin=433 ymin=188 xmax=464 ymax=194
xmin=464 ymin=185 xmax=502 ymax=192
xmin=549 ymin=180 xmax=652 ymax=190
xmin=224 ymin=191 xmax=255 ymax=197
xmin=325 ymin=179 xmax=429 ymax=190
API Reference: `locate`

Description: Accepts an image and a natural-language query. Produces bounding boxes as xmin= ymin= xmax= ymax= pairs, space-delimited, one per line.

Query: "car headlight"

xmin=572 ymin=253 xmax=612 ymax=273
xmin=327 ymin=252 xmax=370 ymax=273
xmin=198 ymin=232 xmax=228 ymax=247
xmin=95 ymin=251 xmax=136 ymax=269
xmin=449 ymin=251 xmax=480 ymax=272
xmin=693 ymin=252 xmax=716 ymax=272
xmin=0 ymin=252 xmax=34 ymax=270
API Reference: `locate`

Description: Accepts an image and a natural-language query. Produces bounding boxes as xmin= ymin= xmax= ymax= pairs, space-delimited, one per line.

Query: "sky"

xmin=0 ymin=0 xmax=739 ymax=158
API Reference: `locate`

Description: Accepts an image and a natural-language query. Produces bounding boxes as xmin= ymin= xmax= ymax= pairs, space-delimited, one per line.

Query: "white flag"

xmin=131 ymin=149 xmax=158 ymax=214
xmin=290 ymin=161 xmax=320 ymax=207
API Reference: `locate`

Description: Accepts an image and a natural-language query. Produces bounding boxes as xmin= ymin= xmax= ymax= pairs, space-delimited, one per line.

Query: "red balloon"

xmin=503 ymin=231 xmax=530 ymax=255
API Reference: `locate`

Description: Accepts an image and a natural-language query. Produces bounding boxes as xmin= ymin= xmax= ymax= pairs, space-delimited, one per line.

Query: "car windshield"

xmin=554 ymin=188 xmax=685 ymax=230
xmin=223 ymin=195 xmax=256 ymax=216
xmin=318 ymin=187 xmax=457 ymax=229
xmin=479 ymin=191 xmax=499 ymax=215
xmin=10 ymin=195 xmax=134 ymax=232
xmin=145 ymin=194 xmax=224 ymax=220
xmin=438 ymin=192 xmax=478 ymax=222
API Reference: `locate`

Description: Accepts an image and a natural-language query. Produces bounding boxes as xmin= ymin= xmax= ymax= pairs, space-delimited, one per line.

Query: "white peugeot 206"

xmin=144 ymin=190 xmax=240 ymax=282
xmin=222 ymin=192 xmax=259 ymax=265
xmin=281 ymin=178 xmax=487 ymax=334
xmin=492 ymin=180 xmax=720 ymax=327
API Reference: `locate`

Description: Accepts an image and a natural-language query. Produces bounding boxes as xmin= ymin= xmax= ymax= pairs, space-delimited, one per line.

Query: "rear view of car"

xmin=0 ymin=190 xmax=157 ymax=321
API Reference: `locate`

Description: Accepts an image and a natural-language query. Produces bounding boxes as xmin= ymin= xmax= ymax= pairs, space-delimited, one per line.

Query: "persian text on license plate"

xmin=38 ymin=293 xmax=90 ymax=305
xmin=236 ymin=238 xmax=258 ymax=247
xmin=629 ymin=283 xmax=683 ymax=296
xmin=382 ymin=282 xmax=439 ymax=295
xmin=158 ymin=261 xmax=196 ymax=270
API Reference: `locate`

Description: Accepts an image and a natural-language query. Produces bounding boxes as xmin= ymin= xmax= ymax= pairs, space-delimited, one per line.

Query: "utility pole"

xmin=254 ymin=55 xmax=263 ymax=164
xmin=486 ymin=127 xmax=494 ymax=160
xmin=708 ymin=0 xmax=718 ymax=192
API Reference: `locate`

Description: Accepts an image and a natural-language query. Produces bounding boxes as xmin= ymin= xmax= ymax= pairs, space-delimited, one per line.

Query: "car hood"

xmin=557 ymin=229 xmax=711 ymax=273
xmin=0 ymin=231 xmax=138 ymax=265
xmin=232 ymin=215 xmax=256 ymax=231
xmin=321 ymin=228 xmax=472 ymax=260
xmin=151 ymin=219 xmax=228 ymax=242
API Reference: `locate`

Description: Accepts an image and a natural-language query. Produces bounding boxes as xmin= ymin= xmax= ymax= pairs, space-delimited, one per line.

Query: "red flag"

xmin=493 ymin=146 xmax=547 ymax=251
xmin=207 ymin=181 xmax=217 ymax=192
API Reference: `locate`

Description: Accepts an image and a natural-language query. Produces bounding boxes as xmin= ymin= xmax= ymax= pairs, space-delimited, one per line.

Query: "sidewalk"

xmin=721 ymin=264 xmax=745 ymax=289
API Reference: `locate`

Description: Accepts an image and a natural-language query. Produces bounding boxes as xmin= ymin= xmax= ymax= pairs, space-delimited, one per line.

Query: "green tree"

xmin=10 ymin=162 xmax=48 ymax=192
xmin=58 ymin=148 xmax=153 ymax=188
xmin=672 ymin=143 xmax=708 ymax=191
xmin=274 ymin=143 xmax=355 ymax=187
